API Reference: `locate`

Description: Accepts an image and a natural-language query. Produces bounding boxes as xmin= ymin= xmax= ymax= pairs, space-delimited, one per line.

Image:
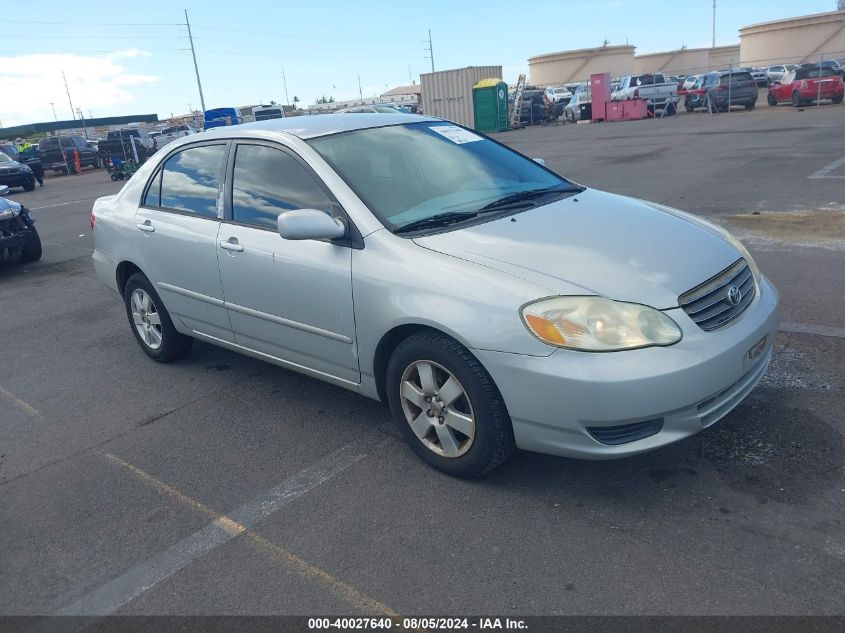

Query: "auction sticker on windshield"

xmin=430 ymin=125 xmax=483 ymax=144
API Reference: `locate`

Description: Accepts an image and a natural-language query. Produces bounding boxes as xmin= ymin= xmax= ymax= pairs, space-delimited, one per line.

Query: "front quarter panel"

xmin=353 ymin=230 xmax=556 ymax=399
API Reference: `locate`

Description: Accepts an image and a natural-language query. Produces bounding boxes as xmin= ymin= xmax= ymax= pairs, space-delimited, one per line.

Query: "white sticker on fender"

xmin=430 ymin=125 xmax=483 ymax=144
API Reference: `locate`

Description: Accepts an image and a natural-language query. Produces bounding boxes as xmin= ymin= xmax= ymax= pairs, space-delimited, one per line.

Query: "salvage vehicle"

xmin=564 ymin=84 xmax=591 ymax=122
xmin=767 ymin=65 xmax=844 ymax=106
xmin=612 ymin=73 xmax=678 ymax=113
xmin=38 ymin=135 xmax=99 ymax=174
xmin=0 ymin=151 xmax=36 ymax=192
xmin=700 ymin=70 xmax=758 ymax=111
xmin=91 ymin=115 xmax=780 ymax=477
xmin=0 ymin=185 xmax=41 ymax=263
xmin=97 ymin=129 xmax=157 ymax=169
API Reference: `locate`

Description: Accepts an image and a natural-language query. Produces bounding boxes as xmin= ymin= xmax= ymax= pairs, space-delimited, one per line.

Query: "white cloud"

xmin=0 ymin=52 xmax=159 ymax=128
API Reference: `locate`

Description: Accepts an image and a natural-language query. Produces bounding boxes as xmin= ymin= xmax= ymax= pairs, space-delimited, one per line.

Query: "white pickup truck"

xmin=612 ymin=73 xmax=678 ymax=112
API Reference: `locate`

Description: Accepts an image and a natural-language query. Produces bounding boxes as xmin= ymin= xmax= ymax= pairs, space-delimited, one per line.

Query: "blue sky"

xmin=0 ymin=0 xmax=836 ymax=127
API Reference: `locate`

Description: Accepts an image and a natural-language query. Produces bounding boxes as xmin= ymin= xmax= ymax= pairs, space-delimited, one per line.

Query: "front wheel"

xmin=23 ymin=177 xmax=36 ymax=192
xmin=123 ymin=273 xmax=193 ymax=362
xmin=386 ymin=331 xmax=515 ymax=477
xmin=20 ymin=226 xmax=42 ymax=263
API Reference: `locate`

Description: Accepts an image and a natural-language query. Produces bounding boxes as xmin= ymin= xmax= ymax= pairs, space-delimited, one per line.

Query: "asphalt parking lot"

xmin=1 ymin=102 xmax=843 ymax=619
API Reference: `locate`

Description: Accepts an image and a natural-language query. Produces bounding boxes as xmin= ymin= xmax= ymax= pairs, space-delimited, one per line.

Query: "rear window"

xmin=720 ymin=72 xmax=753 ymax=83
xmin=794 ymin=66 xmax=838 ymax=80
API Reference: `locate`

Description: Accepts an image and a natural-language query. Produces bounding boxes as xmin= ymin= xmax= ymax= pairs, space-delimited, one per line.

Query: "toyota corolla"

xmin=91 ymin=114 xmax=780 ymax=476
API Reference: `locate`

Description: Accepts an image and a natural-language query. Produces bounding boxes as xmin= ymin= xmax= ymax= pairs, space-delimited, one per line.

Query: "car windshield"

xmin=0 ymin=152 xmax=12 ymax=163
xmin=308 ymin=122 xmax=578 ymax=232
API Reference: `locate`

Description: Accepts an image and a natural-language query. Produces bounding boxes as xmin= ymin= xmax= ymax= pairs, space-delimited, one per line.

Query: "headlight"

xmin=20 ymin=165 xmax=31 ymax=173
xmin=521 ymin=296 xmax=682 ymax=352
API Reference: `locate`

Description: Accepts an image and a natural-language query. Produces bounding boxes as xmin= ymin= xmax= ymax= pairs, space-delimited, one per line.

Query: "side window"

xmin=159 ymin=144 xmax=226 ymax=218
xmin=231 ymin=144 xmax=332 ymax=230
xmin=143 ymin=170 xmax=161 ymax=207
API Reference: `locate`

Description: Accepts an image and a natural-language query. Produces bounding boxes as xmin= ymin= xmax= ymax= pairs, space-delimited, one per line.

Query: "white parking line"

xmin=809 ymin=156 xmax=845 ymax=179
xmin=52 ymin=429 xmax=389 ymax=617
xmin=28 ymin=198 xmax=99 ymax=210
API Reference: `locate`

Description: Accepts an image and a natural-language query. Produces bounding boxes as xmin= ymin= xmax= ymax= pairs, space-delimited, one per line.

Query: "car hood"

xmin=413 ymin=188 xmax=742 ymax=309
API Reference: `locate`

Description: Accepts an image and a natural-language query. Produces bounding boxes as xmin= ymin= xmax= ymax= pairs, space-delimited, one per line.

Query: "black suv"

xmin=37 ymin=135 xmax=99 ymax=174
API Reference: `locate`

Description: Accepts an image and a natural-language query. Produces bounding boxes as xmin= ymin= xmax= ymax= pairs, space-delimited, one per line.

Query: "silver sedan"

xmin=92 ymin=114 xmax=780 ymax=476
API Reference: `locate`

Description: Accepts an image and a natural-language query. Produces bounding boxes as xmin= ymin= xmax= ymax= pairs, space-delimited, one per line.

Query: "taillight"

xmin=90 ymin=211 xmax=96 ymax=231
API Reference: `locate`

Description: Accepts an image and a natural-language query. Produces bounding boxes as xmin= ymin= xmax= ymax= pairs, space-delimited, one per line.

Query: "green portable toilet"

xmin=473 ymin=78 xmax=509 ymax=132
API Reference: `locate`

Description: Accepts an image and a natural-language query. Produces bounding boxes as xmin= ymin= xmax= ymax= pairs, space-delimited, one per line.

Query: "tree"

xmin=315 ymin=95 xmax=335 ymax=104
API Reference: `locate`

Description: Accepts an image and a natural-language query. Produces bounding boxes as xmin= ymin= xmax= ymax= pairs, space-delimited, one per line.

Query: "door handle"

xmin=136 ymin=220 xmax=155 ymax=233
xmin=218 ymin=239 xmax=244 ymax=252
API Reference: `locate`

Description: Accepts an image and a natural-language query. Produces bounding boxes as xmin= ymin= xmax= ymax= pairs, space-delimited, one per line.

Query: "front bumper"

xmin=0 ymin=173 xmax=33 ymax=187
xmin=475 ymin=275 xmax=781 ymax=459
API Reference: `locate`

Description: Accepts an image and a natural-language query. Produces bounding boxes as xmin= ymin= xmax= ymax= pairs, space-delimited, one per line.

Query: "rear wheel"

xmin=386 ymin=331 xmax=515 ymax=477
xmin=123 ymin=273 xmax=193 ymax=362
xmin=792 ymin=91 xmax=803 ymax=107
xmin=20 ymin=226 xmax=42 ymax=263
xmin=833 ymin=95 xmax=844 ymax=105
xmin=767 ymin=93 xmax=778 ymax=106
xmin=745 ymin=101 xmax=755 ymax=111
xmin=23 ymin=177 xmax=35 ymax=192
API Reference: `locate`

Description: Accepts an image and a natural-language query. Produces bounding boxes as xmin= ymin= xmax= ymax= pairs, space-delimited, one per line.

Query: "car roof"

xmin=214 ymin=113 xmax=437 ymax=140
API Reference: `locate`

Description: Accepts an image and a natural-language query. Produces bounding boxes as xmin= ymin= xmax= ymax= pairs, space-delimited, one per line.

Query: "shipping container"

xmin=421 ymin=66 xmax=503 ymax=128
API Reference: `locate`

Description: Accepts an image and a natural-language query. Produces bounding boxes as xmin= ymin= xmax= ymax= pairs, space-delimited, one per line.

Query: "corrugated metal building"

xmin=421 ymin=66 xmax=503 ymax=128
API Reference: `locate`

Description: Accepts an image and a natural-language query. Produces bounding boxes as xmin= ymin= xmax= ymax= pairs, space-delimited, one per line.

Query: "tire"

xmin=20 ymin=226 xmax=42 ymax=263
xmin=767 ymin=93 xmax=778 ymax=106
xmin=23 ymin=177 xmax=35 ymax=192
xmin=123 ymin=272 xmax=193 ymax=362
xmin=792 ymin=91 xmax=803 ymax=107
xmin=386 ymin=331 xmax=515 ymax=477
xmin=745 ymin=101 xmax=755 ymax=111
xmin=110 ymin=173 xmax=119 ymax=181
xmin=833 ymin=95 xmax=844 ymax=105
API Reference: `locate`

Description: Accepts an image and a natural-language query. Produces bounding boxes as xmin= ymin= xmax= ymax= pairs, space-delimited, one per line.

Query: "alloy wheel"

xmin=130 ymin=288 xmax=163 ymax=350
xmin=399 ymin=360 xmax=475 ymax=458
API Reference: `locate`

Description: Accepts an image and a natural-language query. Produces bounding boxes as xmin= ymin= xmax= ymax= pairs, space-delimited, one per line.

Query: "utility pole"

xmin=76 ymin=108 xmax=89 ymax=139
xmin=357 ymin=72 xmax=363 ymax=102
xmin=184 ymin=10 xmax=206 ymax=113
xmin=282 ymin=67 xmax=290 ymax=106
xmin=712 ymin=0 xmax=716 ymax=48
xmin=63 ymin=71 xmax=76 ymax=119
xmin=50 ymin=102 xmax=70 ymax=174
xmin=425 ymin=29 xmax=435 ymax=73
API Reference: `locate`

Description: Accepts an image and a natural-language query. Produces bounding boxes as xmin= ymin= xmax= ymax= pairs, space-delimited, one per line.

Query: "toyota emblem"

xmin=727 ymin=286 xmax=742 ymax=306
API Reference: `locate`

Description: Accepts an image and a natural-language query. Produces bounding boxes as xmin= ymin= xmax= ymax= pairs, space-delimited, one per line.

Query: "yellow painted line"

xmin=0 ymin=384 xmax=40 ymax=417
xmin=246 ymin=532 xmax=399 ymax=617
xmin=100 ymin=451 xmax=397 ymax=616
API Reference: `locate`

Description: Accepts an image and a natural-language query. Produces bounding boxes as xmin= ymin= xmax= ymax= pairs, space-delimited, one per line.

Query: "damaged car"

xmin=0 ymin=185 xmax=42 ymax=264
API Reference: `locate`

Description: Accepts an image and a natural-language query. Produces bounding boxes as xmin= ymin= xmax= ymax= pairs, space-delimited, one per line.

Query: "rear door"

xmin=134 ymin=141 xmax=234 ymax=342
xmin=216 ymin=141 xmax=359 ymax=385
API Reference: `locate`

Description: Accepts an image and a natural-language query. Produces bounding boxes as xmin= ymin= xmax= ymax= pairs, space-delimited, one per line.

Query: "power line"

xmin=2 ymin=19 xmax=181 ymax=25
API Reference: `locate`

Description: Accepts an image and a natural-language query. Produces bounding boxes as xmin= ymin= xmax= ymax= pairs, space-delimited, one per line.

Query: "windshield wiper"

xmin=479 ymin=185 xmax=584 ymax=212
xmin=394 ymin=211 xmax=478 ymax=234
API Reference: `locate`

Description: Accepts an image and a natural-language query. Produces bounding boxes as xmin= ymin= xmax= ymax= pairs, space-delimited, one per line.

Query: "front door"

xmin=216 ymin=142 xmax=359 ymax=384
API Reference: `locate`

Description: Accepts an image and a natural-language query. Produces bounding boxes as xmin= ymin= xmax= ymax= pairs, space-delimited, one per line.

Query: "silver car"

xmin=92 ymin=114 xmax=780 ymax=476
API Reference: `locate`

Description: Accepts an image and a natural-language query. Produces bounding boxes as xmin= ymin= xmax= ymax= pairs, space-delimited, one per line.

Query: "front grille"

xmin=587 ymin=418 xmax=664 ymax=445
xmin=679 ymin=259 xmax=755 ymax=332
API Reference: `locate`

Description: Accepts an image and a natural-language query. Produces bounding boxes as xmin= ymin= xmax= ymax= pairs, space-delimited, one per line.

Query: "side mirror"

xmin=533 ymin=158 xmax=546 ymax=166
xmin=0 ymin=185 xmax=9 ymax=196
xmin=278 ymin=209 xmax=346 ymax=241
